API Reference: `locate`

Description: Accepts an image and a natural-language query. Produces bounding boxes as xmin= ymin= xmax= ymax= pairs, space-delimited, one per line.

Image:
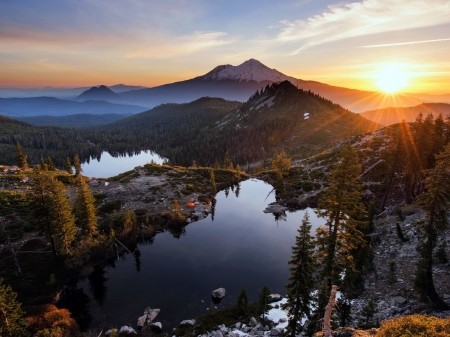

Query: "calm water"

xmin=81 ymin=151 xmax=166 ymax=178
xmin=63 ymin=179 xmax=325 ymax=332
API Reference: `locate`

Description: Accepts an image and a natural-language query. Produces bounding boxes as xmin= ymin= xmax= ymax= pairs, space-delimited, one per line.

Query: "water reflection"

xmin=75 ymin=179 xmax=325 ymax=332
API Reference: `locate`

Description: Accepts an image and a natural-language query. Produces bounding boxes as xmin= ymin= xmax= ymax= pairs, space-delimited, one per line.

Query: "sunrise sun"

xmin=376 ymin=63 xmax=409 ymax=93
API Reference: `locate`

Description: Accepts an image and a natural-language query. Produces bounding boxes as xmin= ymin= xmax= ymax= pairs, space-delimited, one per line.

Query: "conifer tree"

xmin=414 ymin=143 xmax=450 ymax=310
xmin=224 ymin=151 xmax=233 ymax=170
xmin=73 ymin=154 xmax=82 ymax=176
xmin=0 ymin=277 xmax=29 ymax=337
xmin=50 ymin=179 xmax=77 ymax=254
xmin=210 ymin=169 xmax=217 ymax=195
xmin=15 ymin=141 xmax=28 ymax=170
xmin=314 ymin=144 xmax=367 ymax=317
xmin=286 ymin=211 xmax=316 ymax=337
xmin=258 ymin=284 xmax=271 ymax=321
xmin=170 ymin=200 xmax=185 ymax=222
xmin=65 ymin=157 xmax=73 ymax=174
xmin=46 ymin=156 xmax=56 ymax=171
xmin=236 ymin=287 xmax=248 ymax=317
xmin=40 ymin=158 xmax=48 ymax=171
xmin=75 ymin=175 xmax=98 ymax=236
xmin=122 ymin=208 xmax=137 ymax=237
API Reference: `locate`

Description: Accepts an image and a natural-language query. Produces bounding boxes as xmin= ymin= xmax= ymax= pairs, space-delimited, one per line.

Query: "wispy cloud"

xmin=276 ymin=0 xmax=450 ymax=53
xmin=362 ymin=38 xmax=450 ymax=48
xmin=125 ymin=31 xmax=234 ymax=59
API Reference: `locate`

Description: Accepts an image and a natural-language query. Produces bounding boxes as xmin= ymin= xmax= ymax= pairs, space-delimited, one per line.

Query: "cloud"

xmin=125 ymin=31 xmax=234 ymax=59
xmin=362 ymin=38 xmax=450 ymax=48
xmin=276 ymin=0 xmax=450 ymax=53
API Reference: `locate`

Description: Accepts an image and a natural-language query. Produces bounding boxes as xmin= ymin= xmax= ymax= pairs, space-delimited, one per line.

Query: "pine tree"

xmin=314 ymin=144 xmax=367 ymax=317
xmin=15 ymin=141 xmax=28 ymax=170
xmin=210 ymin=169 xmax=217 ymax=195
xmin=75 ymin=175 xmax=98 ymax=236
xmin=40 ymin=158 xmax=48 ymax=171
xmin=236 ymin=287 xmax=248 ymax=317
xmin=285 ymin=211 xmax=316 ymax=337
xmin=213 ymin=160 xmax=220 ymax=169
xmin=65 ymin=157 xmax=73 ymax=175
xmin=0 ymin=278 xmax=29 ymax=337
xmin=73 ymin=154 xmax=82 ymax=176
xmin=258 ymin=284 xmax=271 ymax=321
xmin=46 ymin=156 xmax=56 ymax=171
xmin=224 ymin=151 xmax=233 ymax=170
xmin=49 ymin=179 xmax=77 ymax=254
xmin=414 ymin=143 xmax=450 ymax=310
xmin=271 ymin=150 xmax=292 ymax=179
xmin=170 ymin=200 xmax=185 ymax=222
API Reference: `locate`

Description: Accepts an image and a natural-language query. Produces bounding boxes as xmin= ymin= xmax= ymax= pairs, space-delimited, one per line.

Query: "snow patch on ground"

xmin=266 ymin=298 xmax=289 ymax=330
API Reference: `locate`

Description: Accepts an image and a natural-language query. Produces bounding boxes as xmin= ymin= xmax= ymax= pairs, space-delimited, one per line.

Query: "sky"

xmin=1 ymin=0 xmax=450 ymax=94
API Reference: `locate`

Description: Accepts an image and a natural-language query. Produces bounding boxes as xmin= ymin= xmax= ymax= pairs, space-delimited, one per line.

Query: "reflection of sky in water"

xmin=77 ymin=179 xmax=325 ymax=331
xmin=80 ymin=151 xmax=165 ymax=178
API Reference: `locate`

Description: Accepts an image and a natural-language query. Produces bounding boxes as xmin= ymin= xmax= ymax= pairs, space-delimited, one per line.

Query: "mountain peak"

xmin=76 ymin=85 xmax=121 ymax=102
xmin=197 ymin=59 xmax=298 ymax=83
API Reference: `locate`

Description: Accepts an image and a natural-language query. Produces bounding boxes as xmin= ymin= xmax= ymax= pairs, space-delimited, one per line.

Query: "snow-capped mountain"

xmin=198 ymin=58 xmax=297 ymax=83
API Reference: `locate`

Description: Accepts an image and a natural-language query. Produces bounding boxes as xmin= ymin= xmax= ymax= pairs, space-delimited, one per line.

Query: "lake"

xmin=62 ymin=179 xmax=325 ymax=332
xmin=81 ymin=151 xmax=166 ymax=178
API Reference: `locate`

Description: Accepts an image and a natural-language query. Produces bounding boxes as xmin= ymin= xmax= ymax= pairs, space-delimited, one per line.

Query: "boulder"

xmin=250 ymin=317 xmax=258 ymax=326
xmin=119 ymin=326 xmax=137 ymax=334
xmin=391 ymin=296 xmax=407 ymax=306
xmin=270 ymin=328 xmax=282 ymax=336
xmin=105 ymin=329 xmax=117 ymax=336
xmin=151 ymin=322 xmax=162 ymax=332
xmin=180 ymin=319 xmax=196 ymax=326
xmin=137 ymin=308 xmax=161 ymax=327
xmin=215 ymin=331 xmax=224 ymax=337
xmin=278 ymin=318 xmax=287 ymax=323
xmin=212 ymin=287 xmax=226 ymax=298
xmin=235 ymin=322 xmax=241 ymax=329
xmin=269 ymin=294 xmax=282 ymax=301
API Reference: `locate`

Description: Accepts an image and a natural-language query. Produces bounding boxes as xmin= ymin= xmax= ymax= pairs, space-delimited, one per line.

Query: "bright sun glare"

xmin=376 ymin=63 xmax=409 ymax=93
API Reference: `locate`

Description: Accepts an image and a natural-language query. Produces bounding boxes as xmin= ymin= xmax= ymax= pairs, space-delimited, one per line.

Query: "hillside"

xmin=0 ymin=97 xmax=147 ymax=117
xmin=75 ymin=85 xmax=123 ymax=103
xmin=15 ymin=113 xmax=131 ymax=127
xmin=360 ymin=103 xmax=450 ymax=126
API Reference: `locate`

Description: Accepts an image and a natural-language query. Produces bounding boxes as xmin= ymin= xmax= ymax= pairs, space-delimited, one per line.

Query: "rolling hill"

xmin=360 ymin=103 xmax=450 ymax=126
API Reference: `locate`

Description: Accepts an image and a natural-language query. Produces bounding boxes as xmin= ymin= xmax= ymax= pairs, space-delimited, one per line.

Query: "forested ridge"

xmin=0 ymin=82 xmax=379 ymax=168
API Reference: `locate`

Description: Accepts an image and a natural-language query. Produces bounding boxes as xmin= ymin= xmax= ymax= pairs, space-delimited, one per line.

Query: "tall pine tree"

xmin=285 ymin=211 xmax=316 ymax=337
xmin=73 ymin=154 xmax=82 ymax=176
xmin=65 ymin=157 xmax=73 ymax=175
xmin=414 ymin=143 xmax=450 ymax=310
xmin=258 ymin=284 xmax=271 ymax=321
xmin=314 ymin=144 xmax=367 ymax=320
xmin=75 ymin=175 xmax=98 ymax=236
xmin=15 ymin=141 xmax=28 ymax=170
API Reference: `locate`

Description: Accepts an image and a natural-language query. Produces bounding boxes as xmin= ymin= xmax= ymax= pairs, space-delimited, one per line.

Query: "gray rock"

xmin=278 ymin=318 xmax=287 ymax=323
xmin=270 ymin=328 xmax=281 ymax=336
xmin=235 ymin=322 xmax=241 ymax=329
xmin=264 ymin=325 xmax=270 ymax=331
xmin=254 ymin=323 xmax=262 ymax=330
xmin=212 ymin=288 xmax=226 ymax=298
xmin=119 ymin=326 xmax=137 ymax=334
xmin=391 ymin=296 xmax=407 ymax=306
xmin=250 ymin=317 xmax=258 ymax=326
xmin=215 ymin=331 xmax=224 ymax=337
xmin=137 ymin=308 xmax=161 ymax=327
xmin=105 ymin=329 xmax=117 ymax=336
xmin=180 ymin=319 xmax=196 ymax=326
xmin=151 ymin=322 xmax=162 ymax=332
xmin=220 ymin=326 xmax=228 ymax=333
xmin=269 ymin=294 xmax=282 ymax=301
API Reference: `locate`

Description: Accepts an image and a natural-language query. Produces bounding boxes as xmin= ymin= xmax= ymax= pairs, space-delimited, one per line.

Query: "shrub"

xmin=377 ymin=315 xmax=450 ymax=337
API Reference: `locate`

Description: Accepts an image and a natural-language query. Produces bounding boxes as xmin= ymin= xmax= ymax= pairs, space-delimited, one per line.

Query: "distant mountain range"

xmin=16 ymin=113 xmax=131 ymax=127
xmin=0 ymin=97 xmax=147 ymax=117
xmin=360 ymin=103 xmax=450 ymax=126
xmin=75 ymin=85 xmax=123 ymax=103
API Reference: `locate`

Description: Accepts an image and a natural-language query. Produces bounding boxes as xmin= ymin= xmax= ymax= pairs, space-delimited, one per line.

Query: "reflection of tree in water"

xmin=167 ymin=221 xmax=187 ymax=239
xmin=235 ymin=183 xmax=241 ymax=198
xmin=224 ymin=186 xmax=230 ymax=198
xmin=273 ymin=211 xmax=287 ymax=226
xmin=211 ymin=198 xmax=216 ymax=221
xmin=88 ymin=266 xmax=108 ymax=308
xmin=134 ymin=248 xmax=141 ymax=273
xmin=57 ymin=284 xmax=92 ymax=332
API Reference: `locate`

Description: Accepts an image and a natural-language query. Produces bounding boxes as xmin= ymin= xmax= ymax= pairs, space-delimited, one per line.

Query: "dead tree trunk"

xmin=323 ymin=285 xmax=338 ymax=337
xmin=0 ymin=217 xmax=21 ymax=275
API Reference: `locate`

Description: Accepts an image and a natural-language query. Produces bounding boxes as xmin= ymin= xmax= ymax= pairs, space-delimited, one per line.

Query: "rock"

xmin=105 ymin=329 xmax=117 ymax=336
xmin=151 ymin=322 xmax=162 ymax=332
xmin=89 ymin=179 xmax=100 ymax=186
xmin=391 ymin=296 xmax=407 ymax=306
xmin=137 ymin=308 xmax=161 ymax=327
xmin=270 ymin=328 xmax=281 ymax=336
xmin=269 ymin=294 xmax=282 ymax=301
xmin=220 ymin=326 xmax=228 ymax=333
xmin=254 ymin=323 xmax=262 ymax=330
xmin=215 ymin=331 xmax=224 ymax=337
xmin=235 ymin=322 xmax=241 ymax=329
xmin=278 ymin=318 xmax=287 ymax=323
xmin=180 ymin=319 xmax=196 ymax=326
xmin=119 ymin=326 xmax=137 ymax=334
xmin=264 ymin=325 xmax=270 ymax=331
xmin=212 ymin=288 xmax=226 ymax=298
xmin=250 ymin=317 xmax=258 ymax=326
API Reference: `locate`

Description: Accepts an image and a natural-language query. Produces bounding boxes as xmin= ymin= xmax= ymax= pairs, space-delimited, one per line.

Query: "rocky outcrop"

xmin=137 ymin=308 xmax=160 ymax=328
xmin=212 ymin=288 xmax=226 ymax=298
xmin=179 ymin=319 xmax=196 ymax=326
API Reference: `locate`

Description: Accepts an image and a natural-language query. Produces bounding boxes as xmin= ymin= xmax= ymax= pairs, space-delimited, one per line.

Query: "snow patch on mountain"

xmin=199 ymin=59 xmax=298 ymax=83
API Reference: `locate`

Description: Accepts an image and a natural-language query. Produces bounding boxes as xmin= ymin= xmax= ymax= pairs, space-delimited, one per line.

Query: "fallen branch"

xmin=359 ymin=159 xmax=385 ymax=178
